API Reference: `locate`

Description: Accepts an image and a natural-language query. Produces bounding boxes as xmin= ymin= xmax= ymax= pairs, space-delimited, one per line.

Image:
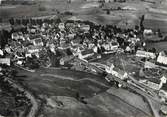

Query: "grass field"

xmin=146 ymin=41 xmax=167 ymax=52
xmin=1 ymin=1 xmax=166 ymax=116
xmin=14 ymin=66 xmax=151 ymax=117
xmin=15 ymin=67 xmax=110 ymax=98
xmin=11 ymin=53 xmax=155 ymax=117
xmin=1 ymin=0 xmax=167 ymax=33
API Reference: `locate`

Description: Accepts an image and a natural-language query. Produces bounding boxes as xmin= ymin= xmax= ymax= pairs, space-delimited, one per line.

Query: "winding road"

xmin=40 ymin=74 xmax=110 ymax=88
xmin=4 ymin=77 xmax=39 ymax=117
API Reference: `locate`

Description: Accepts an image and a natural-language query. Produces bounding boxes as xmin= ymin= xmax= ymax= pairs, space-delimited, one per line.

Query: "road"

xmin=4 ymin=77 xmax=39 ymax=117
xmin=78 ymin=57 xmax=161 ymax=117
xmin=40 ymin=74 xmax=110 ymax=88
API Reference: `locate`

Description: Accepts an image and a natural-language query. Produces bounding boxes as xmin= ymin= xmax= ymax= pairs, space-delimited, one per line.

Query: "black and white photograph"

xmin=0 ymin=0 xmax=167 ymax=117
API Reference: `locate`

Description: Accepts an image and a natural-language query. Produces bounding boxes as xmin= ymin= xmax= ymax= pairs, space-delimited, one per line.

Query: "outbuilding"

xmin=157 ymin=51 xmax=167 ymax=65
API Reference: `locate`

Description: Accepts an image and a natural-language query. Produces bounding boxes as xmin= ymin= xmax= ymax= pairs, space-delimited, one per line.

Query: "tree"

xmin=66 ymin=48 xmax=73 ymax=55
xmin=67 ymin=0 xmax=71 ymax=3
xmin=140 ymin=15 xmax=145 ymax=32
xmin=135 ymin=25 xmax=139 ymax=30
xmin=38 ymin=5 xmax=46 ymax=11
xmin=76 ymin=92 xmax=80 ymax=100
xmin=152 ymin=47 xmax=156 ymax=53
xmin=22 ymin=19 xmax=27 ymax=25
xmin=9 ymin=18 xmax=15 ymax=25
xmin=16 ymin=19 xmax=21 ymax=25
xmin=106 ymin=9 xmax=110 ymax=15
xmin=56 ymin=18 xmax=62 ymax=23
xmin=0 ymin=18 xmax=2 ymax=23
xmin=1 ymin=30 xmax=9 ymax=48
xmin=157 ymin=29 xmax=163 ymax=38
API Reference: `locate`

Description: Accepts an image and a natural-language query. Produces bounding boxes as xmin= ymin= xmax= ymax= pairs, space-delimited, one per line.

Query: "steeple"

xmin=159 ymin=76 xmax=167 ymax=89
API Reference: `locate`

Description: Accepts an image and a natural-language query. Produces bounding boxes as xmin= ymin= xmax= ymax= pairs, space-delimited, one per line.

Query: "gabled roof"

xmin=34 ymin=38 xmax=42 ymax=44
xmin=81 ymin=49 xmax=94 ymax=56
xmin=29 ymin=34 xmax=41 ymax=40
xmin=160 ymin=51 xmax=167 ymax=57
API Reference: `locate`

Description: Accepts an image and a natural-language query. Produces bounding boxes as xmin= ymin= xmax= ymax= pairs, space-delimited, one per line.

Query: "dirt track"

xmin=4 ymin=77 xmax=39 ymax=117
xmin=40 ymin=73 xmax=110 ymax=88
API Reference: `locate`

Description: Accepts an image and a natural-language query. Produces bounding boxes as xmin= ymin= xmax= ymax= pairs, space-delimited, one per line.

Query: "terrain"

xmin=1 ymin=0 xmax=167 ymax=117
xmin=1 ymin=0 xmax=167 ymax=34
xmin=14 ymin=66 xmax=152 ymax=117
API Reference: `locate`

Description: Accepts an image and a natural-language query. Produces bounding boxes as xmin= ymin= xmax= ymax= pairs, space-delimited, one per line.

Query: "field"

xmin=146 ymin=41 xmax=167 ymax=52
xmin=1 ymin=0 xmax=167 ymax=117
xmin=0 ymin=4 xmax=58 ymax=22
xmin=13 ymin=65 xmax=152 ymax=117
xmin=40 ymin=92 xmax=150 ymax=117
xmin=15 ymin=67 xmax=110 ymax=98
xmin=1 ymin=0 xmax=167 ymax=34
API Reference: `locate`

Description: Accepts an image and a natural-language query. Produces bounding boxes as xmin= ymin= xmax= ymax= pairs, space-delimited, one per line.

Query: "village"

xmin=0 ymin=16 xmax=167 ymax=117
xmin=0 ymin=0 xmax=167 ymax=117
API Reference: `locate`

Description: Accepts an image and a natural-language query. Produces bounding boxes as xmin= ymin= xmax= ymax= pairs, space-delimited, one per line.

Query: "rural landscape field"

xmin=0 ymin=0 xmax=167 ymax=117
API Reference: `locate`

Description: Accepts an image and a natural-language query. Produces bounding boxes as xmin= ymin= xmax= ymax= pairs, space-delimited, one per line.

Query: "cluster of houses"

xmin=0 ymin=18 xmax=167 ymax=73
xmin=134 ymin=43 xmax=167 ymax=104
xmin=0 ymin=18 xmax=167 ymax=70
xmin=0 ymin=18 xmax=167 ymax=113
xmin=0 ymin=18 xmax=143 ymax=69
xmin=136 ymin=46 xmax=167 ymax=67
xmin=0 ymin=56 xmax=32 ymax=117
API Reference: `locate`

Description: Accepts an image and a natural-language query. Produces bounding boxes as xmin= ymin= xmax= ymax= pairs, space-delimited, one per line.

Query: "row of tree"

xmin=9 ymin=18 xmax=62 ymax=26
xmin=0 ymin=30 xmax=10 ymax=49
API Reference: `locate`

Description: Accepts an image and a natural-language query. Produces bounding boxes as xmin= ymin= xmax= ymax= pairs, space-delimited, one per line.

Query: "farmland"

xmin=14 ymin=66 xmax=152 ymax=117
xmin=1 ymin=0 xmax=167 ymax=34
xmin=1 ymin=0 xmax=167 ymax=117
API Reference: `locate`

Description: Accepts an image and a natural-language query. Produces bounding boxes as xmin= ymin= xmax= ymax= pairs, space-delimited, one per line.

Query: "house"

xmin=157 ymin=51 xmax=167 ymax=65
xmin=143 ymin=80 xmax=160 ymax=90
xmin=31 ymin=38 xmax=43 ymax=46
xmin=139 ymin=75 xmax=166 ymax=90
xmin=58 ymin=23 xmax=65 ymax=30
xmin=27 ymin=46 xmax=41 ymax=54
xmin=102 ymin=42 xmax=119 ymax=54
xmin=71 ymin=38 xmax=82 ymax=46
xmin=136 ymin=50 xmax=156 ymax=59
xmin=78 ymin=49 xmax=94 ymax=59
xmin=0 ymin=49 xmax=4 ymax=56
xmin=30 ymin=28 xmax=36 ymax=34
xmin=11 ymin=32 xmax=24 ymax=40
xmin=144 ymin=61 xmax=158 ymax=69
xmin=11 ymin=33 xmax=19 ymax=40
xmin=29 ymin=34 xmax=41 ymax=40
xmin=159 ymin=76 xmax=167 ymax=89
xmin=67 ymin=34 xmax=75 ymax=39
xmin=58 ymin=43 xmax=70 ymax=50
xmin=144 ymin=29 xmax=153 ymax=35
xmin=122 ymin=6 xmax=137 ymax=10
xmin=29 ymin=35 xmax=43 ymax=46
xmin=143 ymin=29 xmax=155 ymax=40
xmin=0 ymin=58 xmax=10 ymax=66
xmin=28 ymin=26 xmax=37 ymax=34
xmin=80 ymin=24 xmax=90 ymax=32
